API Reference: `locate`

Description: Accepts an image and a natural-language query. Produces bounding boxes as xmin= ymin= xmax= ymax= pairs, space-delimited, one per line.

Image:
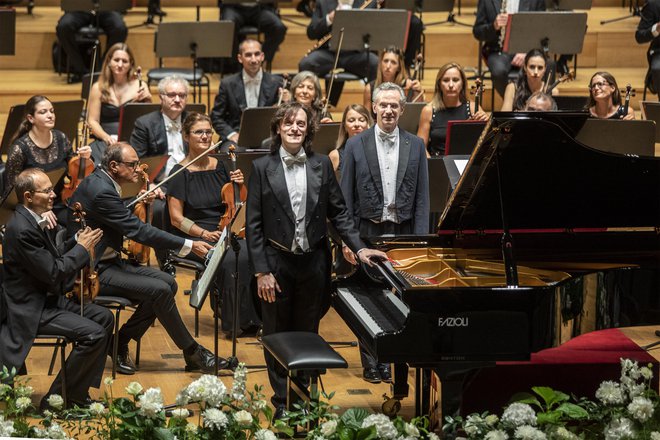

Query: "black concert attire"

xmin=246 ymin=148 xmax=365 ymax=407
xmin=636 ymin=0 xmax=660 ymax=98
xmin=0 ymin=205 xmax=113 ymax=403
xmin=56 ymin=11 xmax=128 ymax=77
xmin=4 ymin=130 xmax=74 ymax=224
xmin=472 ymin=0 xmax=546 ymax=96
xmin=167 ymin=161 xmax=261 ymax=333
xmin=219 ymin=1 xmax=287 ymax=64
xmin=426 ymin=102 xmax=471 ymax=156
xmin=90 ymin=102 xmax=130 ymax=164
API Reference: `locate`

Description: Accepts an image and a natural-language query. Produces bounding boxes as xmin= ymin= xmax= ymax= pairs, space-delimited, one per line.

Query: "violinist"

xmin=167 ymin=113 xmax=261 ymax=334
xmin=285 ymin=71 xmax=334 ymax=123
xmin=501 ymin=49 xmax=558 ymax=112
xmin=363 ymin=46 xmax=424 ymax=111
xmin=587 ymin=71 xmax=635 ymax=120
xmin=5 ymin=95 xmax=92 ymax=225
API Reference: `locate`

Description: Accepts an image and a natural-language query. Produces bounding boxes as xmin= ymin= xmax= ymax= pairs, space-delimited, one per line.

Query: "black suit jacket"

xmin=210 ymin=70 xmax=281 ymax=141
xmin=246 ymin=151 xmax=364 ymax=274
xmin=130 ymin=110 xmax=192 ymax=158
xmin=307 ymin=0 xmax=374 ymax=45
xmin=0 ymin=205 xmax=89 ymax=371
xmin=472 ymin=0 xmax=546 ymax=53
xmin=340 ymin=127 xmax=430 ymax=234
xmin=68 ymin=168 xmax=185 ymax=264
xmin=636 ymin=0 xmax=660 ymax=52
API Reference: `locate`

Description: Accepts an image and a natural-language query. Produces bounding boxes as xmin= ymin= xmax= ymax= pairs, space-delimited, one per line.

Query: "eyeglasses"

xmin=120 ymin=160 xmax=141 ymax=170
xmin=590 ymin=81 xmax=611 ymax=90
xmin=31 ymin=187 xmax=54 ymax=195
xmin=191 ymin=129 xmax=213 ymax=137
xmin=162 ymin=92 xmax=188 ymax=99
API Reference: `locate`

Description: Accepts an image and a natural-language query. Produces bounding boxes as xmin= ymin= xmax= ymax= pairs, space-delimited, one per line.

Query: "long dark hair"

xmin=587 ymin=71 xmax=622 ymax=109
xmin=10 ymin=95 xmax=52 ymax=145
xmin=512 ymin=49 xmax=547 ymax=111
xmin=269 ymin=102 xmax=317 ymax=155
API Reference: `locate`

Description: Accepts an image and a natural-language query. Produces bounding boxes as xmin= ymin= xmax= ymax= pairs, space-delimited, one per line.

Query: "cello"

xmin=218 ymin=145 xmax=247 ymax=235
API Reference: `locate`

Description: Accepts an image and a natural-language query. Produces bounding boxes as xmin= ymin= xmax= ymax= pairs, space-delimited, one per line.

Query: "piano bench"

xmin=261 ymin=332 xmax=348 ymax=412
xmin=460 ymin=328 xmax=659 ymax=416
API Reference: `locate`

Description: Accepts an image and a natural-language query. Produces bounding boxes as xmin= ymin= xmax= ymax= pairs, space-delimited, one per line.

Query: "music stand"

xmin=417 ymin=0 xmax=470 ymax=28
xmin=600 ymin=0 xmax=640 ymax=24
xmin=504 ymin=12 xmax=587 ymax=57
xmin=642 ymin=101 xmax=660 ymax=143
xmin=217 ymin=152 xmax=268 ymax=186
xmin=576 ymin=119 xmax=656 ymax=157
xmin=397 ymin=102 xmax=426 ymax=133
xmin=554 ymin=95 xmax=589 ymax=111
xmin=0 ymin=168 xmax=66 ymax=226
xmin=117 ymin=103 xmax=206 ymax=142
xmin=236 ymin=107 xmax=278 ymax=148
xmin=120 ymin=155 xmax=169 ymax=198
xmin=312 ymin=123 xmax=341 ymax=155
xmin=427 ymin=155 xmax=468 ymax=216
xmin=444 ymin=120 xmax=487 ymax=155
xmin=0 ymin=8 xmax=16 ymax=56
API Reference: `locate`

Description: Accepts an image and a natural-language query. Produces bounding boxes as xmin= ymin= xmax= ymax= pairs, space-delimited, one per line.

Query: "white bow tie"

xmin=283 ymin=152 xmax=307 ymax=167
xmin=378 ymin=130 xmax=396 ymax=144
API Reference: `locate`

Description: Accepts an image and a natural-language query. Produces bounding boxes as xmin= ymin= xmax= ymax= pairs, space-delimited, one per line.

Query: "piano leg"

xmin=415 ymin=368 xmax=432 ymax=416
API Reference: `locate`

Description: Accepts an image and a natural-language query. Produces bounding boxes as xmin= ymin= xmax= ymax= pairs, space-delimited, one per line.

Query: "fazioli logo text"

xmin=438 ymin=317 xmax=469 ymax=327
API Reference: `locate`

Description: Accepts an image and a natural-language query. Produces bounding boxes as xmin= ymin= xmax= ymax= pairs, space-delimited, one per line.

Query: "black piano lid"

xmin=438 ymin=113 xmax=660 ymax=232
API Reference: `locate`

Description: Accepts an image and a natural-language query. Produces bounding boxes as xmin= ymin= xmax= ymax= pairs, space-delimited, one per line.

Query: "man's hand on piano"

xmin=356 ymin=248 xmax=388 ymax=267
xmin=257 ymin=273 xmax=281 ymax=303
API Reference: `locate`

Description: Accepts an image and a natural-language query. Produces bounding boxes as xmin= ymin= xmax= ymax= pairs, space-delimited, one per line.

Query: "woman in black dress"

xmin=587 ymin=71 xmax=635 ymax=120
xmin=501 ymin=49 xmax=558 ymax=112
xmin=417 ymin=62 xmax=488 ymax=156
xmin=167 ymin=113 xmax=260 ymax=335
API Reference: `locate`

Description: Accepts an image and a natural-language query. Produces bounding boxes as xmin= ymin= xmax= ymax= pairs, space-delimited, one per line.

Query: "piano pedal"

xmin=381 ymin=394 xmax=401 ymax=417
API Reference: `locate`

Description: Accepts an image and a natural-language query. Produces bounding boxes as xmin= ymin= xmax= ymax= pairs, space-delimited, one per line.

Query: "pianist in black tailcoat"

xmin=245 ymin=102 xmax=386 ymax=418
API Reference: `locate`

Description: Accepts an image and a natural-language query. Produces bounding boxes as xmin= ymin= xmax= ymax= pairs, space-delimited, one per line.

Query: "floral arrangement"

xmin=443 ymin=358 xmax=660 ymax=440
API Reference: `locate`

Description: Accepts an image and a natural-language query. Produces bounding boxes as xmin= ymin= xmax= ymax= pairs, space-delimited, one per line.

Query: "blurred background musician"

xmin=211 ymin=39 xmax=281 ymax=152
xmin=501 ymin=49 xmax=557 ymax=111
xmin=636 ymin=0 xmax=660 ymax=101
xmin=167 ymin=113 xmax=260 ymax=335
xmin=587 ymin=71 xmax=635 ymax=120
xmin=147 ymin=0 xmax=167 ymax=20
xmin=286 ymin=71 xmax=334 ymax=123
xmin=524 ymin=91 xmax=557 ymax=111
xmin=4 ymin=95 xmax=92 ymax=225
xmin=329 ymin=104 xmax=373 ymax=174
xmin=87 ymin=43 xmax=152 ymax=163
xmin=417 ymin=63 xmax=488 ymax=157
xmin=363 ymin=46 xmax=424 ymax=111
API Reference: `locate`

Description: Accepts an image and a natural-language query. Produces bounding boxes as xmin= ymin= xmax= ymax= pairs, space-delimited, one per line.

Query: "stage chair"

xmin=32 ymin=335 xmax=70 ymax=407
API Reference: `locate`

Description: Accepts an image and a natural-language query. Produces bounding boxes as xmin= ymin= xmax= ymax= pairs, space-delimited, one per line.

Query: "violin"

xmin=619 ymin=84 xmax=633 ymax=119
xmin=277 ymin=73 xmax=291 ymax=106
xmin=471 ymin=77 xmax=484 ymax=116
xmin=125 ymin=164 xmax=152 ymax=265
xmin=406 ymin=54 xmax=424 ymax=102
xmin=218 ymin=145 xmax=247 ymax=235
xmin=70 ymin=202 xmax=100 ymax=311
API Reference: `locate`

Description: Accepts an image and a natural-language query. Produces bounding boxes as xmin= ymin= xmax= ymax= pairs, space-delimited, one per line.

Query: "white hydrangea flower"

xmin=104 ymin=377 xmax=114 ymax=386
xmin=627 ymin=396 xmax=654 ymax=422
xmin=404 ymin=423 xmax=420 ymax=438
xmin=125 ymin=381 xmax=144 ymax=396
xmin=484 ymin=430 xmax=509 ymax=440
xmin=255 ymin=428 xmax=278 ymax=440
xmin=89 ymin=402 xmax=105 ymax=416
xmin=650 ymin=432 xmax=660 ymax=440
xmin=513 ymin=425 xmax=546 ymax=440
xmin=551 ymin=427 xmax=578 ymax=439
xmin=501 ymin=403 xmax=537 ymax=427
xmin=185 ymin=374 xmax=227 ymax=407
xmin=204 ymin=407 xmax=229 ymax=430
xmin=47 ymin=422 xmax=68 ymax=439
xmin=427 ymin=432 xmax=440 ymax=440
xmin=15 ymin=396 xmax=32 ymax=410
xmin=0 ymin=415 xmax=15 ymax=437
xmin=47 ymin=394 xmax=64 ymax=410
xmin=234 ymin=409 xmax=253 ymax=425
xmin=362 ymin=414 xmax=398 ymax=440
xmin=621 ymin=359 xmax=641 ymax=380
xmin=595 ymin=381 xmax=625 ymax=405
xmin=641 ymin=366 xmax=654 ymax=381
xmin=138 ymin=387 xmax=164 ymax=418
xmin=0 ymin=384 xmax=11 ymax=398
xmin=464 ymin=414 xmax=484 ymax=436
xmin=231 ymin=363 xmax=248 ymax=401
xmin=485 ymin=414 xmax=499 ymax=426
xmin=170 ymin=408 xmax=190 ymax=418
xmin=604 ymin=417 xmax=635 ymax=440
xmin=321 ymin=419 xmax=338 ymax=437
xmin=186 ymin=422 xmax=198 ymax=434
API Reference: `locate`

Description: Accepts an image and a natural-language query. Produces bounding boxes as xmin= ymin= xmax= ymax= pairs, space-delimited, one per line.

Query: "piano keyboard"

xmin=335 ymin=287 xmax=409 ymax=337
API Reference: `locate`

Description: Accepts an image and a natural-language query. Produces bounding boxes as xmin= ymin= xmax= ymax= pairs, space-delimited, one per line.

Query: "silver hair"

xmin=372 ymin=82 xmax=406 ymax=107
xmin=157 ymin=75 xmax=190 ymax=95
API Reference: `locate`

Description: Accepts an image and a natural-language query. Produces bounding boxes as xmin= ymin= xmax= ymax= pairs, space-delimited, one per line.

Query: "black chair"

xmin=57 ymin=26 xmax=104 ymax=84
xmin=324 ymin=71 xmax=363 ymax=108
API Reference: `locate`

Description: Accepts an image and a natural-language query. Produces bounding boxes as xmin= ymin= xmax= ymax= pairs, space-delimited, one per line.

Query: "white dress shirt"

xmin=506 ymin=0 xmax=520 ymax=14
xmin=243 ymin=69 xmax=263 ymax=109
xmin=162 ymin=113 xmax=185 ymax=175
xmin=280 ymin=147 xmax=309 ymax=252
xmin=374 ymin=125 xmax=400 ymax=223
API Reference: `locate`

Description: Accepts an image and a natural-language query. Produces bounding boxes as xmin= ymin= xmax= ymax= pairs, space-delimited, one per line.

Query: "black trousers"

xmin=260 ymin=245 xmax=330 ymax=406
xmin=405 ymin=15 xmax=423 ymax=68
xmin=38 ymin=296 xmax=113 ymax=400
xmin=97 ymin=258 xmax=195 ymax=351
xmin=649 ymin=51 xmax=660 ymax=99
xmin=221 ymin=4 xmax=287 ymax=63
xmin=56 ymin=11 xmax=127 ymax=75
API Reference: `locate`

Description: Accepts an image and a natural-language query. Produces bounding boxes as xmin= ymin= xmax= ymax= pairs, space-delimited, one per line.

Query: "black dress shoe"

xmin=377 ymin=363 xmax=393 ymax=383
xmin=362 ymin=367 xmax=381 ymax=384
xmin=67 ymin=395 xmax=100 ymax=409
xmin=152 ymin=7 xmax=167 ymax=16
xmin=111 ymin=345 xmax=136 ymax=375
xmin=184 ymin=345 xmax=230 ymax=373
xmin=273 ymin=404 xmax=287 ymax=421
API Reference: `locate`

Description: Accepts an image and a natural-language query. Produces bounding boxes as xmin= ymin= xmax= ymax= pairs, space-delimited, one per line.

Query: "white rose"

xmin=15 ymin=396 xmax=32 ymax=410
xmin=47 ymin=394 xmax=64 ymax=410
xmin=89 ymin=402 xmax=105 ymax=415
xmin=234 ymin=409 xmax=253 ymax=425
xmin=321 ymin=419 xmax=338 ymax=437
xmin=126 ymin=381 xmax=144 ymax=396
xmin=404 ymin=423 xmax=420 ymax=438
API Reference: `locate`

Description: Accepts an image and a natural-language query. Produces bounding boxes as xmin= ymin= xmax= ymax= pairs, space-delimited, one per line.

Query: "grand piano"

xmin=333 ymin=112 xmax=660 ymax=417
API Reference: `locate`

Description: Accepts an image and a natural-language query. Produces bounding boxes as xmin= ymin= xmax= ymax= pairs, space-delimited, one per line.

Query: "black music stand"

xmin=554 ymin=95 xmax=589 ymax=111
xmin=312 ymin=123 xmax=341 ymax=155
xmin=117 ymin=103 xmax=206 ymax=142
xmin=119 ymin=155 xmax=169 ymax=198
xmin=444 ymin=120 xmax=487 ymax=155
xmin=575 ymin=119 xmax=656 ymax=157
xmin=397 ymin=102 xmax=426 ymax=133
xmin=0 ymin=8 xmax=16 ymax=56
xmin=418 ymin=0 xmax=470 ymax=28
xmin=504 ymin=12 xmax=587 ymax=58
xmin=600 ymin=0 xmax=641 ymax=24
xmin=550 ymin=0 xmax=591 ymax=10
xmin=217 ymin=152 xmax=268 ymax=186
xmin=642 ymin=101 xmax=660 ymax=143
xmin=236 ymin=107 xmax=278 ymax=149
xmin=330 ymin=9 xmax=409 ymax=81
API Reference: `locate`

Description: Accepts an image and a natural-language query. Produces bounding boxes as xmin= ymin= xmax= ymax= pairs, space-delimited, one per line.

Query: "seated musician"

xmin=501 ymin=49 xmax=558 ymax=111
xmin=87 ymin=43 xmax=152 ymax=163
xmin=363 ymin=46 xmax=424 ymax=111
xmin=210 ymin=39 xmax=282 ymax=152
xmin=245 ymin=101 xmax=386 ymax=419
xmin=524 ymin=91 xmax=557 ymax=111
xmin=417 ymin=63 xmax=488 ymax=157
xmin=0 ymin=168 xmax=112 ymax=410
xmin=67 ymin=143 xmax=230 ymax=375
xmin=587 ymin=72 xmax=635 ymax=120
xmin=340 ymin=83 xmax=430 ymax=382
xmin=167 ymin=113 xmax=261 ymax=335
xmin=636 ymin=0 xmax=660 ymax=101
xmin=285 ymin=71 xmax=334 ymax=123
xmin=4 ymin=95 xmax=92 ymax=225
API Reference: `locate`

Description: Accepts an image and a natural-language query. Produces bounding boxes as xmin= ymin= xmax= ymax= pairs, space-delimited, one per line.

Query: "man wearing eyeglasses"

xmin=67 ymin=143 xmax=229 ymax=376
xmin=1 ymin=168 xmax=112 ymax=409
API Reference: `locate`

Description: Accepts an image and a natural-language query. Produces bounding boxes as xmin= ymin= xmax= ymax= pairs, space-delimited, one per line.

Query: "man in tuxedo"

xmin=245 ymin=102 xmax=386 ymax=418
xmin=211 ymin=39 xmax=282 ymax=151
xmin=636 ymin=0 xmax=660 ymax=100
xmin=68 ymin=143 xmax=229 ymax=375
xmin=472 ymin=0 xmax=546 ymax=97
xmin=0 ymin=168 xmax=111 ymax=408
xmin=340 ymin=82 xmax=429 ymax=383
